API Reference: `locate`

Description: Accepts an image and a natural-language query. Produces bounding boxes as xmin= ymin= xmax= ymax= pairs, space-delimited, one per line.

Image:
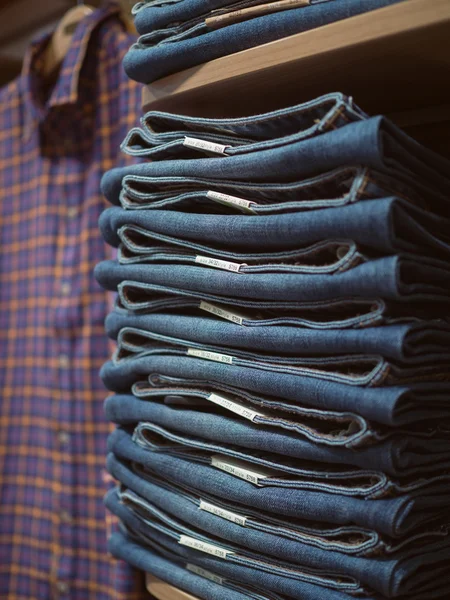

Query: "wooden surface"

xmin=146 ymin=574 xmax=201 ymax=600
xmin=142 ymin=0 xmax=450 ymax=125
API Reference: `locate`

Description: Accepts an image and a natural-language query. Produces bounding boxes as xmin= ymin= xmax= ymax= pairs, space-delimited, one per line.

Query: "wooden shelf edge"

xmin=146 ymin=574 xmax=201 ymax=600
xmin=142 ymin=0 xmax=450 ymax=111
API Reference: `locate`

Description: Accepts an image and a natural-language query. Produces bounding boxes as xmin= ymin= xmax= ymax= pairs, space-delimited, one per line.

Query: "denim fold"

xmin=125 ymin=0 xmax=406 ymax=83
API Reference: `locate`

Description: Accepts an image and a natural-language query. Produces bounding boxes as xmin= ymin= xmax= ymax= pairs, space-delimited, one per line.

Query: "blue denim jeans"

xmin=105 ymin=308 xmax=450 ymax=365
xmin=100 ymin=353 xmax=450 ymax=431
xmin=108 ymin=428 xmax=449 ymax=537
xmin=112 ymin=326 xmax=449 ymax=388
xmin=105 ymin=463 xmax=450 ymax=597
xmin=100 ymin=117 xmax=450 ymax=214
xmin=100 ymin=199 xmax=450 ymax=261
xmin=108 ymin=530 xmax=349 ymax=600
xmin=121 ymin=93 xmax=367 ymax=159
xmin=108 ymin=531 xmax=271 ymax=600
xmin=105 ymin=487 xmax=450 ymax=599
xmin=124 ymin=0 xmax=406 ymax=83
xmin=108 ymin=453 xmax=450 ymax=559
xmin=116 ymin=165 xmax=433 ymax=216
xmin=105 ymin=391 xmax=450 ymax=475
xmin=125 ymin=373 xmax=449 ymax=450
xmin=95 ymin=253 xmax=450 ymax=308
xmin=114 ymin=281 xmax=428 ymax=330
xmin=126 ymin=416 xmax=450 ymax=501
xmin=116 ymin=232 xmax=366 ymax=275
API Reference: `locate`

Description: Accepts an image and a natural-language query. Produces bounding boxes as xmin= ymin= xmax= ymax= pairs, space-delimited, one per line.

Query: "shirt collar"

xmin=22 ymin=2 xmax=120 ymax=135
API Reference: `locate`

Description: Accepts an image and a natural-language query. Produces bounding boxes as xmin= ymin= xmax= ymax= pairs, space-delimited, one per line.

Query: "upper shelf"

xmin=142 ymin=0 xmax=450 ymax=123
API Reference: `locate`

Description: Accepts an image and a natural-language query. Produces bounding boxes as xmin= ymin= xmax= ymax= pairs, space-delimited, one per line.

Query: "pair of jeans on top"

xmin=124 ymin=0 xmax=406 ymax=83
xmin=101 ymin=117 xmax=450 ymax=215
xmin=121 ymin=93 xmax=367 ymax=160
xmin=105 ymin=487 xmax=450 ymax=599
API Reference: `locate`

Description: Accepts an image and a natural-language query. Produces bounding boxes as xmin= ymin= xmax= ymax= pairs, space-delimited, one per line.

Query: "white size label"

xmin=199 ymin=301 xmax=244 ymax=325
xmin=195 ymin=255 xmax=242 ymax=273
xmin=187 ymin=348 xmax=234 ymax=364
xmin=206 ymin=190 xmax=256 ymax=213
xmin=211 ymin=455 xmax=272 ymax=486
xmin=183 ymin=137 xmax=229 ymax=156
xmin=200 ymin=500 xmax=247 ymax=526
xmin=207 ymin=393 xmax=264 ymax=422
xmin=186 ymin=563 xmax=224 ymax=585
xmin=179 ymin=535 xmax=232 ymax=559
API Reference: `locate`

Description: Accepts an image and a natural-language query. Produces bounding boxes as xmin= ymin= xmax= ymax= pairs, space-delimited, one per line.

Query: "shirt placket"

xmin=51 ymin=149 xmax=81 ymax=599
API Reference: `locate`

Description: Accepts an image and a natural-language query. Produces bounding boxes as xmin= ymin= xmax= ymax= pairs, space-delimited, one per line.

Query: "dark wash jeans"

xmin=108 ymin=428 xmax=449 ymax=538
xmin=117 ymin=166 xmax=433 ymax=215
xmin=124 ymin=0 xmax=406 ymax=83
xmin=104 ymin=308 xmax=450 ymax=364
xmin=108 ymin=532 xmax=272 ymax=600
xmin=122 ymin=93 xmax=367 ymax=159
xmin=112 ymin=328 xmax=448 ymax=388
xmin=101 ymin=118 xmax=450 ymax=213
xmin=106 ymin=466 xmax=450 ymax=598
xmin=94 ymin=255 xmax=450 ymax=306
xmin=104 ymin=393 xmax=450 ymax=476
xmin=99 ymin=199 xmax=450 ymax=261
xmin=108 ymin=454 xmax=450 ymax=559
xmin=106 ymin=489 xmax=450 ymax=599
xmin=108 ymin=531 xmax=348 ymax=600
xmin=115 ymin=281 xmax=431 ymax=331
xmin=128 ymin=374 xmax=450 ymax=450
xmin=100 ymin=353 xmax=450 ymax=431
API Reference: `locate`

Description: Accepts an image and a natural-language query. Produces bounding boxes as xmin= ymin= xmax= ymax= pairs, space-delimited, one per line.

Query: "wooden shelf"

xmin=142 ymin=0 xmax=450 ymax=130
xmin=146 ymin=574 xmax=201 ymax=600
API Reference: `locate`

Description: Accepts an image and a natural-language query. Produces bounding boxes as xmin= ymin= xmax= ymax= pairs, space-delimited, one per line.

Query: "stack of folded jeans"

xmin=96 ymin=91 xmax=450 ymax=599
xmin=125 ymin=0 xmax=407 ymax=83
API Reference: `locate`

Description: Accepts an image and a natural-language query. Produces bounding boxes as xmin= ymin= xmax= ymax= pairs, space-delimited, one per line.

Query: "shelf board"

xmin=142 ymin=0 xmax=450 ymax=122
xmin=146 ymin=574 xmax=201 ymax=600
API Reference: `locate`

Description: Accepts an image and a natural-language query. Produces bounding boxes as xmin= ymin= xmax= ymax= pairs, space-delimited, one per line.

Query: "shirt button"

xmin=61 ymin=282 xmax=71 ymax=296
xmin=56 ymin=581 xmax=69 ymax=595
xmin=67 ymin=206 xmax=78 ymax=218
xmin=57 ymin=431 xmax=70 ymax=446
xmin=59 ymin=354 xmax=69 ymax=369
xmin=60 ymin=510 xmax=73 ymax=524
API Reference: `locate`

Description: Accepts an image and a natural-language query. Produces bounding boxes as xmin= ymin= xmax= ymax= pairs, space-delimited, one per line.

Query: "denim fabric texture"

xmin=99 ymin=86 xmax=450 ymax=597
xmin=124 ymin=0 xmax=406 ymax=83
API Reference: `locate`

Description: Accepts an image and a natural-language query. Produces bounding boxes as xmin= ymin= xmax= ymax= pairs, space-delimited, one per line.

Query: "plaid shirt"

xmin=0 ymin=4 xmax=146 ymax=599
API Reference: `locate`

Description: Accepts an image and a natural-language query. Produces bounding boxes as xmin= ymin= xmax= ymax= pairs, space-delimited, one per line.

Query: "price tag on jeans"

xmin=199 ymin=301 xmax=245 ymax=325
xmin=187 ymin=348 xmax=234 ymax=364
xmin=179 ymin=535 xmax=232 ymax=559
xmin=207 ymin=392 xmax=264 ymax=422
xmin=195 ymin=255 xmax=242 ymax=272
xmin=206 ymin=190 xmax=257 ymax=213
xmin=211 ymin=455 xmax=273 ymax=486
xmin=199 ymin=500 xmax=247 ymax=526
xmin=186 ymin=563 xmax=224 ymax=585
xmin=183 ymin=136 xmax=230 ymax=156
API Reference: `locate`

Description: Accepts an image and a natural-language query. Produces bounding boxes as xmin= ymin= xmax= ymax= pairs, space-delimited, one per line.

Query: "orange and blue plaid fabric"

xmin=0 ymin=3 xmax=146 ymax=599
